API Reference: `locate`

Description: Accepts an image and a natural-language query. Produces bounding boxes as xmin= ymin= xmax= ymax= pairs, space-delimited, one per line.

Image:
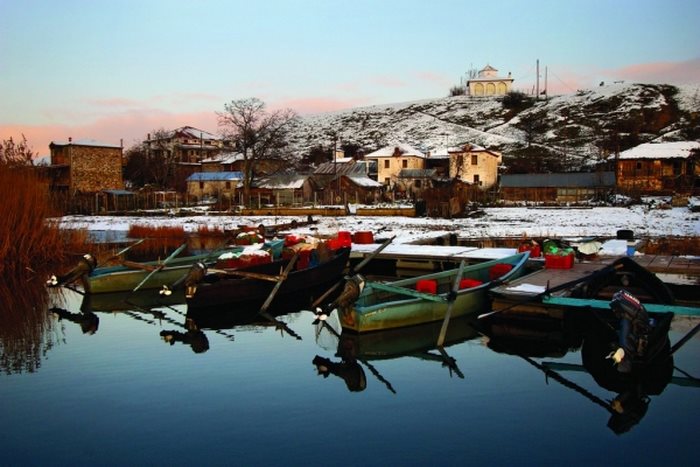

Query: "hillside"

xmin=288 ymin=82 xmax=700 ymax=173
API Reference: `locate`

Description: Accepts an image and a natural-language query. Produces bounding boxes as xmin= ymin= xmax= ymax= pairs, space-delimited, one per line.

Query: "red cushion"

xmin=488 ymin=263 xmax=513 ymax=281
xmin=459 ymin=278 xmax=483 ymax=289
xmin=416 ymin=279 xmax=437 ymax=294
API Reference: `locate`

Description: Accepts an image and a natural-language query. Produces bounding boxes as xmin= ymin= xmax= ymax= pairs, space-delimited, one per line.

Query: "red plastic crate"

xmin=459 ymin=278 xmax=483 ymax=289
xmin=544 ymin=253 xmax=574 ymax=269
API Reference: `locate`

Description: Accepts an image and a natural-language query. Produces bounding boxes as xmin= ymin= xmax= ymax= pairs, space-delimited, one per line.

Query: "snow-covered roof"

xmin=175 ymin=126 xmax=220 ymax=141
xmin=186 ymin=171 xmax=243 ymax=182
xmin=50 ymin=139 xmax=122 ymax=148
xmin=615 ymin=141 xmax=700 ymax=160
xmin=364 ymin=143 xmax=426 ymax=159
xmin=202 ymin=152 xmax=245 ymax=164
xmin=346 ymin=175 xmax=383 ymax=188
xmin=254 ymin=172 xmax=310 ymax=189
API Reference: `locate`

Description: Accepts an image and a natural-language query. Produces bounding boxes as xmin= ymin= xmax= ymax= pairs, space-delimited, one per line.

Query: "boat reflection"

xmin=479 ymin=310 xmax=688 ymax=435
xmin=312 ymin=315 xmax=480 ymax=393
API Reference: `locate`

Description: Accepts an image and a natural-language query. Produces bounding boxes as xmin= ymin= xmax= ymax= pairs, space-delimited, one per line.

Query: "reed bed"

xmin=0 ymin=166 xmax=83 ymax=280
xmin=127 ymin=224 xmax=185 ymax=239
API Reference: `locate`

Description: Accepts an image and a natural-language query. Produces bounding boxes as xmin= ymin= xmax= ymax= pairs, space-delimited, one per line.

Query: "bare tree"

xmin=125 ymin=129 xmax=180 ymax=189
xmin=0 ymin=134 xmax=36 ymax=167
xmin=217 ymin=98 xmax=298 ymax=199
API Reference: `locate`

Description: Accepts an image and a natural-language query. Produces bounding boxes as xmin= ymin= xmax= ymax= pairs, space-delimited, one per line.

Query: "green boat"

xmin=73 ymin=239 xmax=285 ymax=294
xmin=339 ymin=251 xmax=531 ymax=333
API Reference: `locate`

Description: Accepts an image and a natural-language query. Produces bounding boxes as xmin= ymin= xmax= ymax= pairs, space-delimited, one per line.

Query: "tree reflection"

xmin=0 ymin=277 xmax=56 ymax=374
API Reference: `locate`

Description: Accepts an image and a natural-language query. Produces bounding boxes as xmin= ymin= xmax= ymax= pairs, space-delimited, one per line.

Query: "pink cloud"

xmin=370 ymin=75 xmax=408 ymax=88
xmin=607 ymin=58 xmax=700 ymax=85
xmin=414 ymin=71 xmax=451 ymax=86
xmin=1 ymin=110 xmax=220 ymax=157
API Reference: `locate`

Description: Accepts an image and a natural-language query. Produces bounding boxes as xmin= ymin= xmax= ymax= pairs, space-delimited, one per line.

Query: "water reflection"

xmin=480 ymin=310 xmax=681 ymax=435
xmin=0 ymin=277 xmax=55 ymax=374
xmin=312 ymin=315 xmax=480 ymax=392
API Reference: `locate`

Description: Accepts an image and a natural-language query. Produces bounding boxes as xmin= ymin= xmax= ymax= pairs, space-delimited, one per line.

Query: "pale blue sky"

xmin=1 ymin=0 xmax=698 ymax=153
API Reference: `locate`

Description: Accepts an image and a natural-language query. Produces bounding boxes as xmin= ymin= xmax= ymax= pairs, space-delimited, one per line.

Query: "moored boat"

xmin=338 ymin=251 xmax=530 ymax=333
xmin=185 ymin=246 xmax=351 ymax=311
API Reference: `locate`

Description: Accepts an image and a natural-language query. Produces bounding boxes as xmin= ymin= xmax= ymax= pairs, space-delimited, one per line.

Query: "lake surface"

xmin=1 ymin=286 xmax=699 ymax=466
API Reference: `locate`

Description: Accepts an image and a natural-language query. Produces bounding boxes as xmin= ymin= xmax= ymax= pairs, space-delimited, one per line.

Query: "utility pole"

xmin=544 ymin=66 xmax=548 ymax=100
xmin=536 ymin=59 xmax=540 ymax=100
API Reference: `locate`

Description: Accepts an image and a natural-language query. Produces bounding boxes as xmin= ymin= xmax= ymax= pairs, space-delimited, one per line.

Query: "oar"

xmin=477 ymin=261 xmax=624 ymax=320
xmin=106 ymin=238 xmax=146 ymax=264
xmin=437 ymin=260 xmax=466 ymax=347
xmin=259 ymin=251 xmax=299 ymax=315
xmin=132 ymin=243 xmax=187 ymax=292
xmin=311 ymin=235 xmax=395 ymax=310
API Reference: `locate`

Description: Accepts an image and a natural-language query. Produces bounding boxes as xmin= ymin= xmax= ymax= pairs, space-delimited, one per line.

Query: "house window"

xmin=199 ymin=182 xmax=204 ymax=190
xmin=471 ymin=155 xmax=478 ymax=165
xmin=636 ymin=162 xmax=642 ymax=170
xmin=402 ymin=160 xmax=408 ymax=168
xmin=384 ymin=160 xmax=390 ymax=169
xmin=415 ymin=179 xmax=422 ymax=188
xmin=225 ymin=181 xmax=231 ymax=189
xmin=473 ymin=174 xmax=480 ymax=184
xmin=384 ymin=177 xmax=390 ymax=184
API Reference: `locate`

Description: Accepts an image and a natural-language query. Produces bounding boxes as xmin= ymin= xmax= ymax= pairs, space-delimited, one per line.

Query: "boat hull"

xmin=186 ymin=247 xmax=351 ymax=311
xmin=340 ymin=252 xmax=530 ymax=333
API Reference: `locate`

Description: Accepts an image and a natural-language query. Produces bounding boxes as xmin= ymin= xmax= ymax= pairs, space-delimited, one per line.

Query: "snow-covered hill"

xmin=288 ymin=83 xmax=700 ymax=172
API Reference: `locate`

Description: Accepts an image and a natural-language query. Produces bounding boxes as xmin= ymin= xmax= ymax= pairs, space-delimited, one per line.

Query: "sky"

xmin=1 ymin=0 xmax=699 ymax=156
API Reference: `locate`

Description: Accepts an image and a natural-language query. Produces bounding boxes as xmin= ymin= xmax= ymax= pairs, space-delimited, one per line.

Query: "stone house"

xmin=611 ymin=141 xmax=700 ymax=195
xmin=448 ymin=145 xmax=502 ymax=189
xmin=47 ymin=138 xmax=124 ymax=193
xmin=466 ymin=64 xmax=514 ymax=97
xmin=186 ymin=171 xmax=242 ymax=201
xmin=363 ymin=144 xmax=426 ymax=187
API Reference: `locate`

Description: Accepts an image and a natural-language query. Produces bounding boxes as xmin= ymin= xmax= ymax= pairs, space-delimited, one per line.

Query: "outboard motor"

xmin=315 ymin=274 xmax=365 ymax=322
xmin=607 ymin=290 xmax=652 ymax=373
xmin=180 ymin=261 xmax=208 ymax=299
xmin=47 ymin=254 xmax=97 ymax=288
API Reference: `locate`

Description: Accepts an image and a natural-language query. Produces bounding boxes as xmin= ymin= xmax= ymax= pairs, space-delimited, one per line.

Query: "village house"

xmin=500 ymin=172 xmax=616 ymax=204
xmin=448 ymin=144 xmax=502 ymax=189
xmin=611 ymin=141 xmax=700 ymax=195
xmin=47 ymin=138 xmax=124 ymax=194
xmin=466 ymin=64 xmax=514 ymax=97
xmin=145 ymin=126 xmax=226 ymax=164
xmin=250 ymin=171 xmax=314 ymax=207
xmin=363 ymin=144 xmax=427 ymax=187
xmin=312 ymin=159 xmax=382 ymax=204
xmin=201 ymin=152 xmax=246 ymax=172
xmin=186 ymin=171 xmax=242 ymax=201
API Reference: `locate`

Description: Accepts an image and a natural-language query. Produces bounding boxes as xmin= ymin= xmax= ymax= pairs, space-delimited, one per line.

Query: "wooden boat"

xmin=186 ymin=247 xmax=351 ymax=311
xmin=338 ymin=251 xmax=530 ymax=333
xmin=84 ymin=240 xmax=284 ymax=294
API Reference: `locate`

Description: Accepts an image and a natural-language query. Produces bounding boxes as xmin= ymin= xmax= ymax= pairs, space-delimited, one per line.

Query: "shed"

xmin=186 ymin=171 xmax=243 ymax=200
xmin=500 ymin=172 xmax=615 ymax=203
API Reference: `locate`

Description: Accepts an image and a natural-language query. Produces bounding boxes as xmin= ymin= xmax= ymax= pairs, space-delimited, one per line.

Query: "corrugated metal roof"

xmin=398 ymin=168 xmax=437 ymax=178
xmin=314 ymin=160 xmax=367 ymax=176
xmin=500 ymin=172 xmax=616 ymax=188
xmin=186 ymin=171 xmax=243 ymax=182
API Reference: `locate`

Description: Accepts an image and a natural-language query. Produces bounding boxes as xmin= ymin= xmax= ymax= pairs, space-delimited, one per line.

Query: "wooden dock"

xmin=350 ymin=243 xmax=700 ymax=278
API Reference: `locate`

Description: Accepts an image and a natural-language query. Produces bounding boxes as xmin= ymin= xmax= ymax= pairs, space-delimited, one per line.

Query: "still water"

xmin=1 ymin=285 xmax=699 ymax=466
